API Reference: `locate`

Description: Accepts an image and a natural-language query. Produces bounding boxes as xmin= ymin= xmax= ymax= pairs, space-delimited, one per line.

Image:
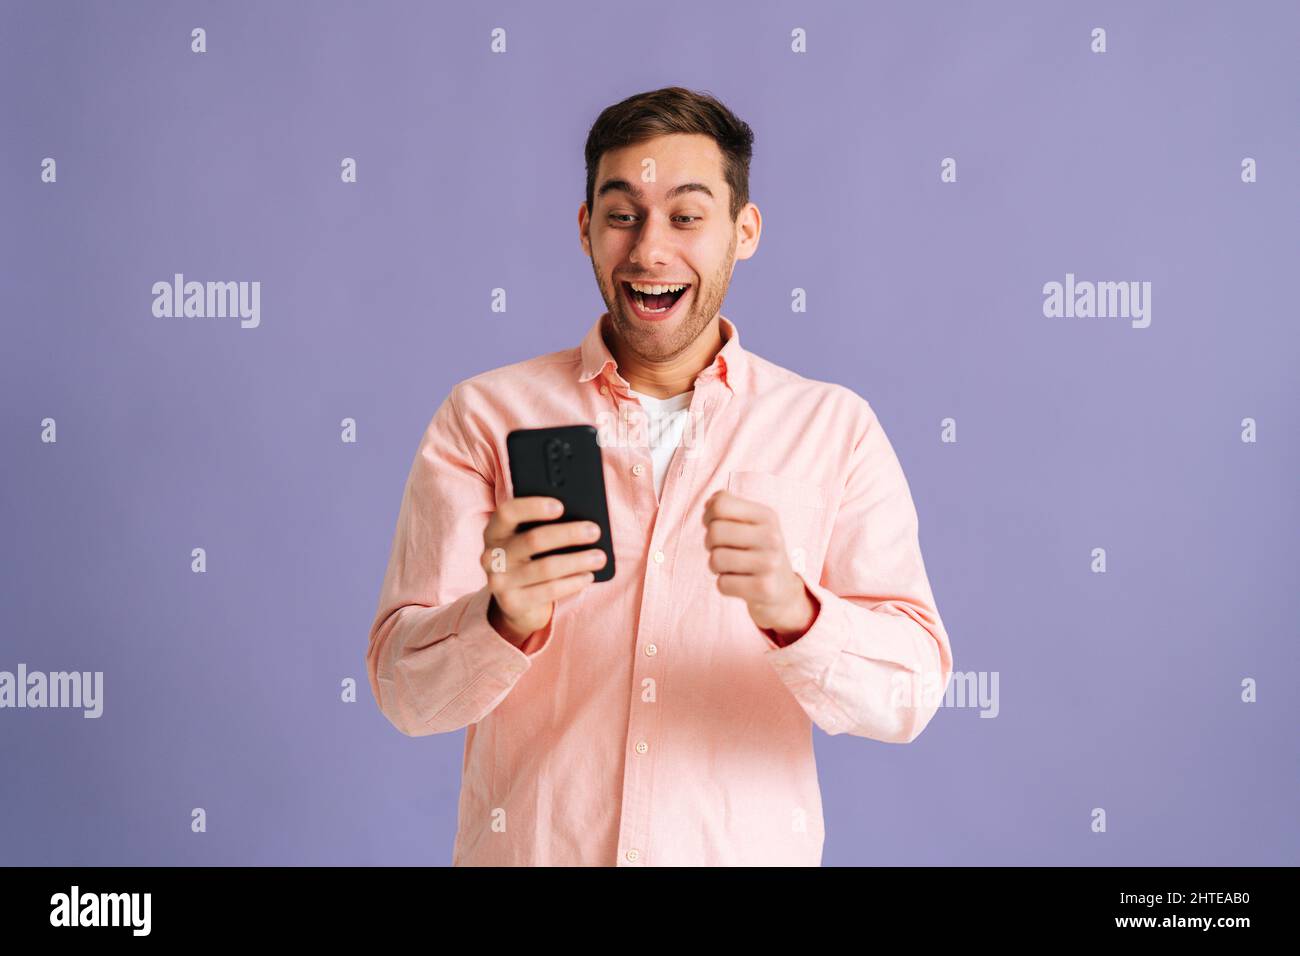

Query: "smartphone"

xmin=506 ymin=425 xmax=616 ymax=582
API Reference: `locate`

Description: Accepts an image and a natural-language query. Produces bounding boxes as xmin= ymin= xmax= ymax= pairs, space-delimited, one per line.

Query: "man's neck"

xmin=605 ymin=315 xmax=725 ymax=400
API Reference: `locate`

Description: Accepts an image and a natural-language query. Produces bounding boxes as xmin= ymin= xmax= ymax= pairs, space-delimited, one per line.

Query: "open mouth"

xmin=621 ymin=281 xmax=691 ymax=321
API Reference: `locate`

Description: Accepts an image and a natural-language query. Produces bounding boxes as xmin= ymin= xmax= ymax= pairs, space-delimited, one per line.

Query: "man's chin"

xmin=612 ymin=304 xmax=689 ymax=347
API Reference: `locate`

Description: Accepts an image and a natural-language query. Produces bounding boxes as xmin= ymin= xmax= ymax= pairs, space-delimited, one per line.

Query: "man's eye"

xmin=607 ymin=214 xmax=699 ymax=225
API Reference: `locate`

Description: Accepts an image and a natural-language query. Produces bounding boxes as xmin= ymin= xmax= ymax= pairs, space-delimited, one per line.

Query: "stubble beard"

xmin=593 ymin=230 xmax=736 ymax=365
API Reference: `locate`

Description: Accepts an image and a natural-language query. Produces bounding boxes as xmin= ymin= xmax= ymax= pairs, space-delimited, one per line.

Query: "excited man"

xmin=366 ymin=87 xmax=953 ymax=866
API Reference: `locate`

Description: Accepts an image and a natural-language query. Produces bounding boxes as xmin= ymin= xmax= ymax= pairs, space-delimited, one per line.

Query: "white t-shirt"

xmin=627 ymin=387 xmax=694 ymax=499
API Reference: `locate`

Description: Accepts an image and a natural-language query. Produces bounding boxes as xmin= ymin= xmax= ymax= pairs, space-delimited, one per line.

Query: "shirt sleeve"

xmin=760 ymin=399 xmax=953 ymax=743
xmin=365 ymin=385 xmax=555 ymax=737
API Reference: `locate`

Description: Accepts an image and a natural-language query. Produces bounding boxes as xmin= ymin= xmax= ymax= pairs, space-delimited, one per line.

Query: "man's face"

xmin=579 ymin=133 xmax=758 ymax=364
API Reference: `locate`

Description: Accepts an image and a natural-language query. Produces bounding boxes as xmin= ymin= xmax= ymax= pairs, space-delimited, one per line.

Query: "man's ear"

xmin=578 ymin=202 xmax=591 ymax=255
xmin=734 ymin=202 xmax=762 ymax=262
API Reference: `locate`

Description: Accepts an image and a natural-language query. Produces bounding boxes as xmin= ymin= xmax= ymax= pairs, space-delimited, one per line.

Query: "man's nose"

xmin=629 ymin=212 xmax=675 ymax=266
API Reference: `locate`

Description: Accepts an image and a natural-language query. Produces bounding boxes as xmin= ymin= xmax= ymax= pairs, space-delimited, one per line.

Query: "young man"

xmin=366 ymin=87 xmax=952 ymax=866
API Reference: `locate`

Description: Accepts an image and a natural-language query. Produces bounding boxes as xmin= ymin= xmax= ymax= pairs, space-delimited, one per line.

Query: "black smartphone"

xmin=506 ymin=425 xmax=616 ymax=582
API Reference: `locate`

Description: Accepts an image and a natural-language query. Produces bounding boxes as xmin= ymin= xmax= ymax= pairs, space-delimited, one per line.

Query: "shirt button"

xmin=625 ymin=848 xmax=640 ymax=862
xmin=652 ymin=550 xmax=664 ymax=564
xmin=599 ymin=385 xmax=609 ymax=396
xmin=632 ymin=463 xmax=645 ymax=476
xmin=644 ymin=643 xmax=657 ymax=657
xmin=635 ymin=740 xmax=649 ymax=755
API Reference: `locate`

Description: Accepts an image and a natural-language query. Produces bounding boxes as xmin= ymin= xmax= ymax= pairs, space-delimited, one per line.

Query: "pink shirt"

xmin=366 ymin=313 xmax=953 ymax=866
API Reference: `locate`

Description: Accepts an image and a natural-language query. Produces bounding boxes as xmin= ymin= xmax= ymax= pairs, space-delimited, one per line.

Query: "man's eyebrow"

xmin=596 ymin=179 xmax=715 ymax=203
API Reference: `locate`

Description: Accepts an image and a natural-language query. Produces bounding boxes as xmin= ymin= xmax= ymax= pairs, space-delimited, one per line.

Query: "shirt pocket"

xmin=724 ymin=470 xmax=831 ymax=582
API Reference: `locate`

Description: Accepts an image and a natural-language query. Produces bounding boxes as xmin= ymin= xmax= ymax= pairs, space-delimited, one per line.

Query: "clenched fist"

xmin=702 ymin=489 xmax=819 ymax=644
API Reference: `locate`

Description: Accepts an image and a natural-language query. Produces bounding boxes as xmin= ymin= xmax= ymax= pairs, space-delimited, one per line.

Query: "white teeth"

xmin=629 ymin=282 xmax=687 ymax=295
xmin=627 ymin=281 xmax=688 ymax=316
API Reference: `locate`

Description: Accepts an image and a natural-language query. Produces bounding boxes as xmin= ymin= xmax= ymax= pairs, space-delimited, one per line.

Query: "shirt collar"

xmin=577 ymin=312 xmax=746 ymax=395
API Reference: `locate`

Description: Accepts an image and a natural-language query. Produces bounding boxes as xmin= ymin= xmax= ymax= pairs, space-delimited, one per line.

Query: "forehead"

xmin=595 ymin=133 xmax=724 ymax=196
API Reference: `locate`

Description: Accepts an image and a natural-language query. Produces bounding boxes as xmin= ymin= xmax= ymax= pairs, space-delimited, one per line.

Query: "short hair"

xmin=584 ymin=86 xmax=755 ymax=222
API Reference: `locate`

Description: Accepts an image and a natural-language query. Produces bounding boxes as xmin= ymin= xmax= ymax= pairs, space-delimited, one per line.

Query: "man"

xmin=365 ymin=87 xmax=953 ymax=866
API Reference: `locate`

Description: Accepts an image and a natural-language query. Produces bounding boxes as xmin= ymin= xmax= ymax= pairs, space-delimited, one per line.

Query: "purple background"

xmin=2 ymin=0 xmax=1296 ymax=866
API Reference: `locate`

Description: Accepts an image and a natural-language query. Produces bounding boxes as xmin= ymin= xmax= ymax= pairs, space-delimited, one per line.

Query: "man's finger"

xmin=485 ymin=496 xmax=563 ymax=544
xmin=704 ymin=517 xmax=770 ymax=551
xmin=482 ymin=517 xmax=600 ymax=576
xmin=707 ymin=546 xmax=770 ymax=575
xmin=702 ymin=490 xmax=771 ymax=526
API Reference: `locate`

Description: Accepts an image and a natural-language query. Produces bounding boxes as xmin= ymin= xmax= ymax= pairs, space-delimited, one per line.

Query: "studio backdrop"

xmin=1 ymin=0 xmax=1295 ymax=865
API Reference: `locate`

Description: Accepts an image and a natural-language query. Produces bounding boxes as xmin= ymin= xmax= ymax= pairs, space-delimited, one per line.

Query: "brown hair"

xmin=584 ymin=86 xmax=755 ymax=222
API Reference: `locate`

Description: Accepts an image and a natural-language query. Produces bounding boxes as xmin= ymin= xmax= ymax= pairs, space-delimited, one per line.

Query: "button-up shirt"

xmin=365 ymin=313 xmax=953 ymax=866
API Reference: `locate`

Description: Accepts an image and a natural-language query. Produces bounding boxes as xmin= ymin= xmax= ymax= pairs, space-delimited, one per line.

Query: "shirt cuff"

xmin=415 ymin=587 xmax=557 ymax=732
xmin=759 ymin=574 xmax=852 ymax=683
xmin=456 ymin=585 xmax=557 ymax=671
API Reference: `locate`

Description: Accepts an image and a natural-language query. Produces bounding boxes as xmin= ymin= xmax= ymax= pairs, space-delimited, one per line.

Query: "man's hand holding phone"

xmin=481 ymin=496 xmax=607 ymax=646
